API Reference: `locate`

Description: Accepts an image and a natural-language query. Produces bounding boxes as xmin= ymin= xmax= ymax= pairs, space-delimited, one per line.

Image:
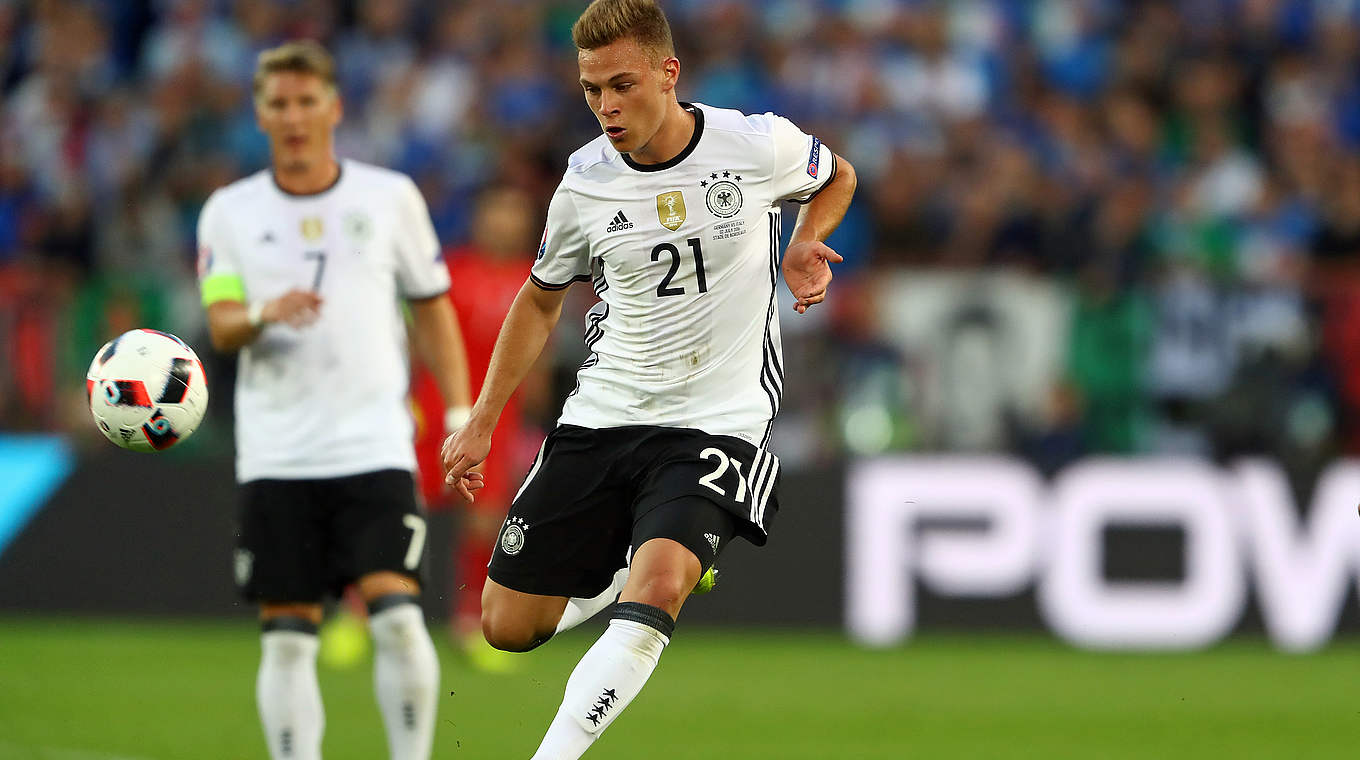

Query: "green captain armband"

xmin=201 ymin=274 xmax=246 ymax=307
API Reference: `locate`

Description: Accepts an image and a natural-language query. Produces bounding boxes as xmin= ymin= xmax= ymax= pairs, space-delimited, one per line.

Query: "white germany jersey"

xmin=533 ymin=103 xmax=837 ymax=446
xmin=197 ymin=159 xmax=450 ymax=482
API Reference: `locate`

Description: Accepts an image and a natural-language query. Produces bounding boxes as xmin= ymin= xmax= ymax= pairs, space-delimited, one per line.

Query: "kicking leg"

xmin=257 ymin=603 xmax=325 ymax=760
xmin=529 ymin=538 xmax=700 ymax=760
xmin=359 ymin=572 xmax=438 ymax=760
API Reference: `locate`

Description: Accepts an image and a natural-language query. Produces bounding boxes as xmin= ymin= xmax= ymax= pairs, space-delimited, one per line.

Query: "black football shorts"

xmin=487 ymin=424 xmax=781 ymax=599
xmin=234 ymin=468 xmax=427 ymax=603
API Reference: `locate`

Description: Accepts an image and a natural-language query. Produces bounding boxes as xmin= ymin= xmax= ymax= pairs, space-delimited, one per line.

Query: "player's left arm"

xmin=408 ymin=294 xmax=474 ymax=428
xmin=784 ymin=153 xmax=856 ymax=314
xmin=393 ymin=174 xmax=475 ymax=429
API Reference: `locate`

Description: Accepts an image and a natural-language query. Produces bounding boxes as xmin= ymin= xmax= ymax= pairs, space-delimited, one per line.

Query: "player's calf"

xmin=530 ymin=602 xmax=675 ymax=759
xmin=257 ymin=615 xmax=324 ymax=760
xmin=366 ymin=593 xmax=439 ymax=760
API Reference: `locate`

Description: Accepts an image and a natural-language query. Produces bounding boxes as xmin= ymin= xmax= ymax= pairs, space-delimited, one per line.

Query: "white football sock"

xmin=555 ymin=565 xmax=630 ymax=635
xmin=369 ymin=600 xmax=440 ymax=760
xmin=531 ymin=603 xmax=673 ymax=760
xmin=258 ymin=628 xmax=324 ymax=760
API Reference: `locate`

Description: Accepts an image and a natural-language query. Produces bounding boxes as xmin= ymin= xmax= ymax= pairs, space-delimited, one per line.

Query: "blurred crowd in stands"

xmin=4 ymin=0 xmax=1360 ymax=486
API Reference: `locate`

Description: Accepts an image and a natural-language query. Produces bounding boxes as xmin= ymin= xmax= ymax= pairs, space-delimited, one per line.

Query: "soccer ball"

xmin=87 ymin=329 xmax=209 ymax=452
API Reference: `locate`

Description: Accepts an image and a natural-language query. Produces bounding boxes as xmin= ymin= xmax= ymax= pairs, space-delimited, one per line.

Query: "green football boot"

xmin=691 ymin=565 xmax=720 ymax=595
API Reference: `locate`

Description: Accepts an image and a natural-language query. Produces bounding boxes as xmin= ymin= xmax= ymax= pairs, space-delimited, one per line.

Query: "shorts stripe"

xmin=761 ymin=451 xmax=783 ymax=530
xmin=511 ymin=439 xmax=548 ymax=505
xmin=750 ymin=448 xmax=783 ymax=532
xmin=747 ymin=449 xmax=774 ymax=527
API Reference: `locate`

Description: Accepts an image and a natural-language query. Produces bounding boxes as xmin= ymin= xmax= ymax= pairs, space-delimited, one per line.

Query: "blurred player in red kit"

xmin=412 ymin=186 xmax=547 ymax=668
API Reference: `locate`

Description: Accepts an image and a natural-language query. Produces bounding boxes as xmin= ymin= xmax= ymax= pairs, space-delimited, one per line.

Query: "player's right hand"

xmin=263 ymin=289 xmax=323 ymax=328
xmin=442 ymin=425 xmax=492 ymax=503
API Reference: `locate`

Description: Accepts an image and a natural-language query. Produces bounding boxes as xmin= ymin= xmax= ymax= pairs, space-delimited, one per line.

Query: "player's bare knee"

xmin=626 ymin=571 xmax=691 ymax=614
xmin=259 ymin=603 xmax=323 ymax=626
xmin=481 ymin=610 xmax=548 ymax=652
xmin=357 ymin=571 xmax=420 ymax=601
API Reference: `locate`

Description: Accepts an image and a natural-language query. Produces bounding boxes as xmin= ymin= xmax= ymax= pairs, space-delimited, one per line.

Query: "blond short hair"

xmin=253 ymin=40 xmax=337 ymax=97
xmin=572 ymin=0 xmax=675 ymax=63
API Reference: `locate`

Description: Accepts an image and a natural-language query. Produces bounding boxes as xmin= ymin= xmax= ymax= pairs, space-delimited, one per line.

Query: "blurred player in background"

xmin=196 ymin=41 xmax=472 ymax=760
xmin=411 ymin=185 xmax=548 ymax=669
xmin=441 ymin=1 xmax=856 ymax=757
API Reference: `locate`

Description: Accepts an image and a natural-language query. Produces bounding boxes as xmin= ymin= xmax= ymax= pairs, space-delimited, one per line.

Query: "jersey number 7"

xmin=305 ymin=250 xmax=327 ymax=291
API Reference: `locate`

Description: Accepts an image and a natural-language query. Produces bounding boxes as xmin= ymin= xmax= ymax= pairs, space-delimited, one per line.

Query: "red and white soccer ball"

xmin=86 ymin=329 xmax=209 ymax=452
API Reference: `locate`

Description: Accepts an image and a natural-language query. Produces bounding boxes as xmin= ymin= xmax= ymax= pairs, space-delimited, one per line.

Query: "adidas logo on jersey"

xmin=705 ymin=533 xmax=721 ymax=552
xmin=605 ymin=210 xmax=633 ymax=232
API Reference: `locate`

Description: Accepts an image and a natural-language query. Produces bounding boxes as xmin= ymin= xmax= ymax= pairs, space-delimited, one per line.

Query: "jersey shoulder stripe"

xmin=530 ymin=272 xmax=591 ymax=291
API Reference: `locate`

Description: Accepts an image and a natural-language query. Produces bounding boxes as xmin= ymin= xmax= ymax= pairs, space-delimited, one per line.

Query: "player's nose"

xmin=598 ymin=93 xmax=620 ymax=117
xmin=280 ymin=102 xmax=305 ymax=125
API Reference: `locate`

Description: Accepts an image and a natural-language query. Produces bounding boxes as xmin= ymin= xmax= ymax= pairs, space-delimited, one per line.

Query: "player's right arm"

xmin=441 ymin=281 xmax=567 ymax=498
xmin=442 ymin=179 xmax=588 ymax=499
xmin=197 ymin=191 xmax=321 ymax=353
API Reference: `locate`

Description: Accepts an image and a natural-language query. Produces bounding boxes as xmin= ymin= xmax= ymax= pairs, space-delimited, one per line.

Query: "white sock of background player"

xmin=258 ymin=620 xmax=324 ymax=760
xmin=368 ymin=595 xmax=440 ymax=760
xmin=531 ymin=602 xmax=673 ymax=760
xmin=554 ymin=564 xmax=631 ymax=635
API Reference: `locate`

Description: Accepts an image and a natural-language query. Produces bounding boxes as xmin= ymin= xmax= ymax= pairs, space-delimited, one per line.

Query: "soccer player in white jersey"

xmin=441 ymin=1 xmax=856 ymax=756
xmin=196 ymin=41 xmax=475 ymax=760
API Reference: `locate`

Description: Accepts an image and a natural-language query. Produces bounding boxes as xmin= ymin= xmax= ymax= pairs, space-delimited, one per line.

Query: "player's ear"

xmin=659 ymin=56 xmax=679 ymax=93
xmin=329 ymin=88 xmax=343 ymax=126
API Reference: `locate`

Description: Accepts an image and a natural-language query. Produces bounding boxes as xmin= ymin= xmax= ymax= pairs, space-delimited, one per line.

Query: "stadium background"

xmin=3 ymin=1 xmax=1360 ymax=758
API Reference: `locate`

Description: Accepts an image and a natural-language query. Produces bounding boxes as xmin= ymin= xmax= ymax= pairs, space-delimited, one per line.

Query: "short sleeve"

xmin=529 ymin=180 xmax=590 ymax=291
xmin=768 ymin=114 xmax=837 ymax=204
xmin=197 ymin=192 xmax=246 ymax=307
xmin=393 ymin=177 xmax=451 ymax=300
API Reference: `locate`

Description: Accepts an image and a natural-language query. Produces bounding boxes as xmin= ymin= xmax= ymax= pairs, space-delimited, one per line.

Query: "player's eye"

xmin=584 ymin=86 xmax=600 ymax=95
xmin=616 ymin=83 xmax=633 ymax=92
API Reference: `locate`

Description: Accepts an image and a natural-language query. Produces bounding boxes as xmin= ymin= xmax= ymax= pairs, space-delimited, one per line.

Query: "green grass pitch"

xmin=0 ymin=618 xmax=1356 ymax=759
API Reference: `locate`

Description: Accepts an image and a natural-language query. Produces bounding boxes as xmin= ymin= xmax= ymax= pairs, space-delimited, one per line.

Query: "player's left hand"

xmin=782 ymin=240 xmax=843 ymax=314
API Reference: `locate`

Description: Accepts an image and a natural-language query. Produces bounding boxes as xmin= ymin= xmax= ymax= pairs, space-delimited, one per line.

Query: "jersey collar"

xmin=620 ymin=103 xmax=704 ymax=173
xmin=271 ymin=160 xmax=345 ymax=198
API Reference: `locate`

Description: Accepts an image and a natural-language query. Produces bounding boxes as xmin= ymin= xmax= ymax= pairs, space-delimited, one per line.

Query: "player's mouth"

xmin=605 ymin=126 xmax=626 ymax=141
xmin=284 ymin=135 xmax=308 ymax=148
